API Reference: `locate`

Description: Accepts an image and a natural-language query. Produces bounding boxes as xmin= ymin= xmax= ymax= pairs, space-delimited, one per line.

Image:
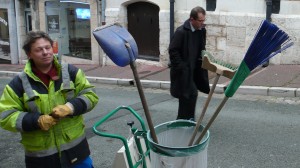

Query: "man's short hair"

xmin=22 ymin=31 xmax=53 ymax=55
xmin=190 ymin=6 xmax=206 ymax=20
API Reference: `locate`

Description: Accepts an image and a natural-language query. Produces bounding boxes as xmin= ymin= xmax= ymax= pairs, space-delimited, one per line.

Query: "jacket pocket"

xmin=170 ymin=65 xmax=189 ymax=98
xmin=21 ymin=132 xmax=52 ymax=151
xmin=62 ymin=118 xmax=85 ymax=141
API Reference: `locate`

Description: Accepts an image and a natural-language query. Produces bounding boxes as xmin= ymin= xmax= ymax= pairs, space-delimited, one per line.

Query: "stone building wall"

xmin=104 ymin=0 xmax=300 ymax=66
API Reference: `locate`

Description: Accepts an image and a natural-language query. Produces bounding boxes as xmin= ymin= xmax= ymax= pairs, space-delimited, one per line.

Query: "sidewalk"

xmin=1 ymin=63 xmax=300 ymax=97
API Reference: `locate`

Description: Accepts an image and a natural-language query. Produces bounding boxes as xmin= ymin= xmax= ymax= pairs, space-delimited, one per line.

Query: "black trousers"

xmin=177 ymin=95 xmax=197 ymax=120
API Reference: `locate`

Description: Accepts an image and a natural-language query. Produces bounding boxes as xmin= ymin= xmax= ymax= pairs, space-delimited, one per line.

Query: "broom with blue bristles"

xmin=192 ymin=20 xmax=294 ymax=145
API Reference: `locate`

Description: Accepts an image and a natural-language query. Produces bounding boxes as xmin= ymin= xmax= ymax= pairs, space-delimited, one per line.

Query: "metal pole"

xmin=168 ymin=0 xmax=175 ymax=67
xmin=266 ymin=0 xmax=272 ymax=22
xmin=130 ymin=61 xmax=159 ymax=143
xmin=125 ymin=43 xmax=158 ymax=143
xmin=169 ymin=0 xmax=175 ymax=40
xmin=263 ymin=0 xmax=272 ymax=67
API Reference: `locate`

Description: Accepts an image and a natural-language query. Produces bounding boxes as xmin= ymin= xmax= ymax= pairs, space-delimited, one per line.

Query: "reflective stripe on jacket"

xmin=0 ymin=57 xmax=99 ymax=158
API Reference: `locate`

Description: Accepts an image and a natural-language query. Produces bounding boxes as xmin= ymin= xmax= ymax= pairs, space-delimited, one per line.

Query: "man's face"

xmin=28 ymin=38 xmax=54 ymax=68
xmin=190 ymin=13 xmax=206 ymax=30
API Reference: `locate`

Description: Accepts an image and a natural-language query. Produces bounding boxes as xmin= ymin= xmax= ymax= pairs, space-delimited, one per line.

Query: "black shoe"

xmin=262 ymin=60 xmax=269 ymax=67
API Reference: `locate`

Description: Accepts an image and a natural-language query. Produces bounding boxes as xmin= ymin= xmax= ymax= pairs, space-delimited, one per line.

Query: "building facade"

xmin=0 ymin=0 xmax=300 ymax=65
xmin=1 ymin=0 xmax=103 ymax=65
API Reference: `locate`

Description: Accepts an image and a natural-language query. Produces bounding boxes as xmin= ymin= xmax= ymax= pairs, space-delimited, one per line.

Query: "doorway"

xmin=0 ymin=0 xmax=18 ymax=64
xmin=0 ymin=8 xmax=10 ymax=63
xmin=127 ymin=2 xmax=160 ymax=61
xmin=45 ymin=1 xmax=91 ymax=60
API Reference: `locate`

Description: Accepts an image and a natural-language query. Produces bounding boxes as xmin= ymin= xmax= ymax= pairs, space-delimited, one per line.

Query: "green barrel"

xmin=147 ymin=120 xmax=210 ymax=168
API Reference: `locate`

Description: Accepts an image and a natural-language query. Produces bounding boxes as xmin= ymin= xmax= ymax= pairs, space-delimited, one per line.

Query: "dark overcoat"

xmin=169 ymin=20 xmax=210 ymax=99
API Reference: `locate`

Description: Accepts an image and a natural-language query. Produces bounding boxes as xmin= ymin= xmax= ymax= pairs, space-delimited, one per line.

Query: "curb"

xmin=0 ymin=70 xmax=299 ymax=98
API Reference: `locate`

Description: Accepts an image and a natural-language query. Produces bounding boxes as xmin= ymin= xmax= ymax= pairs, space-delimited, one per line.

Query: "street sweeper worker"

xmin=0 ymin=31 xmax=99 ymax=168
xmin=169 ymin=6 xmax=210 ymax=120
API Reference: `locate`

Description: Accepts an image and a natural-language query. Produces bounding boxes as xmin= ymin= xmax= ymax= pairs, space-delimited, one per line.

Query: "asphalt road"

xmin=0 ymin=77 xmax=299 ymax=168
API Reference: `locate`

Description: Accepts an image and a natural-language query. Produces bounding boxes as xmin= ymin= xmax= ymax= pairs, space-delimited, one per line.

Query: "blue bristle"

xmin=243 ymin=20 xmax=293 ymax=71
xmin=261 ymin=40 xmax=294 ymax=64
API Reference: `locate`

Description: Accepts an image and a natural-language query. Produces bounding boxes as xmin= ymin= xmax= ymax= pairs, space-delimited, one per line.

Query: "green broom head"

xmin=225 ymin=20 xmax=294 ymax=97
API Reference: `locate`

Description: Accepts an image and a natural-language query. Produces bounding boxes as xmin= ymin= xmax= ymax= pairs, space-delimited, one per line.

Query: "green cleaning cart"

xmin=93 ymin=106 xmax=151 ymax=168
xmin=93 ymin=106 xmax=210 ymax=168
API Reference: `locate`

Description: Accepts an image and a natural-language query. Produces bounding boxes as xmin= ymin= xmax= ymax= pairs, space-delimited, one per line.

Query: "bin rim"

xmin=147 ymin=120 xmax=210 ymax=157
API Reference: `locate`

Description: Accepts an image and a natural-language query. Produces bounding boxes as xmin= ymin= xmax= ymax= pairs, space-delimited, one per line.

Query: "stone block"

xmin=217 ymin=37 xmax=226 ymax=51
xmin=96 ymin=77 xmax=118 ymax=85
xmin=140 ymin=80 xmax=161 ymax=89
xmin=296 ymin=88 xmax=300 ymax=97
xmin=87 ymin=77 xmax=98 ymax=83
xmin=268 ymin=87 xmax=296 ymax=97
xmin=207 ymin=26 xmax=223 ymax=37
xmin=161 ymin=81 xmax=170 ymax=90
xmin=227 ymin=27 xmax=246 ymax=47
xmin=159 ymin=11 xmax=170 ymax=22
xmin=214 ymin=84 xmax=225 ymax=94
xmin=236 ymin=86 xmax=269 ymax=96
xmin=118 ymin=79 xmax=132 ymax=86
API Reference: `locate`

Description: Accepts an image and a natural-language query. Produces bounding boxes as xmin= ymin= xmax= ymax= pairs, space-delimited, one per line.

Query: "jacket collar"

xmin=184 ymin=19 xmax=204 ymax=32
xmin=24 ymin=56 xmax=61 ymax=80
xmin=183 ymin=19 xmax=192 ymax=31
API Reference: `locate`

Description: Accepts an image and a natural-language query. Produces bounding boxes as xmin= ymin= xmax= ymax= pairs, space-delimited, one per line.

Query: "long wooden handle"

xmin=188 ymin=74 xmax=220 ymax=146
xmin=194 ymin=96 xmax=229 ymax=145
xmin=130 ymin=62 xmax=159 ymax=143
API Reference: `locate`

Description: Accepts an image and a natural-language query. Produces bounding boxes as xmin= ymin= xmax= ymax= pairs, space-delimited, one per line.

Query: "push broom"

xmin=188 ymin=50 xmax=238 ymax=146
xmin=193 ymin=19 xmax=294 ymax=145
xmin=92 ymin=23 xmax=159 ymax=143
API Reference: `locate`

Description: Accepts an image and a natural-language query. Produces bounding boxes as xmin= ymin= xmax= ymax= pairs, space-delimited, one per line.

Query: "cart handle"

xmin=92 ymin=106 xmax=149 ymax=168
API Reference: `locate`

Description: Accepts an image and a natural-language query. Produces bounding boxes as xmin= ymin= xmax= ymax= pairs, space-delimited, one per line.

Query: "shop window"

xmin=45 ymin=1 xmax=91 ymax=60
xmin=206 ymin=0 xmax=216 ymax=11
xmin=0 ymin=8 xmax=10 ymax=57
xmin=272 ymin=0 xmax=280 ymax=14
xmin=67 ymin=7 xmax=91 ymax=59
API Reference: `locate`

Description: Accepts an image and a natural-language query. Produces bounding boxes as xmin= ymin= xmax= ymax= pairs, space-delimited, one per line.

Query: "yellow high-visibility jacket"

xmin=0 ymin=57 xmax=99 ymax=166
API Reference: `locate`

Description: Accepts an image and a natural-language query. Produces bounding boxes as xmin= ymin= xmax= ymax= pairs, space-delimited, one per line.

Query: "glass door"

xmin=45 ymin=1 xmax=91 ymax=60
xmin=45 ymin=1 xmax=63 ymax=61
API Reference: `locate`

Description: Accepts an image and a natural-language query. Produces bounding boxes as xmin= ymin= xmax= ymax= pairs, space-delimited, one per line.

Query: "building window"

xmin=67 ymin=7 xmax=91 ymax=59
xmin=25 ymin=1 xmax=30 ymax=8
xmin=206 ymin=0 xmax=216 ymax=11
xmin=24 ymin=0 xmax=32 ymax=33
xmin=272 ymin=0 xmax=280 ymax=14
xmin=25 ymin=11 xmax=32 ymax=33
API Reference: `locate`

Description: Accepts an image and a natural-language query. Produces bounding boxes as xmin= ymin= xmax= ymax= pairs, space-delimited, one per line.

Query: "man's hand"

xmin=38 ymin=115 xmax=57 ymax=131
xmin=51 ymin=103 xmax=73 ymax=119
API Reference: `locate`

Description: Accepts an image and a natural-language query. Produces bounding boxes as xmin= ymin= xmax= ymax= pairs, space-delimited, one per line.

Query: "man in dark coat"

xmin=169 ymin=6 xmax=210 ymax=120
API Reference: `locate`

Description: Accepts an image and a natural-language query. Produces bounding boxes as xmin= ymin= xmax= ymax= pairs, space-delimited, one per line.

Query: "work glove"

xmin=51 ymin=103 xmax=74 ymax=119
xmin=38 ymin=115 xmax=58 ymax=131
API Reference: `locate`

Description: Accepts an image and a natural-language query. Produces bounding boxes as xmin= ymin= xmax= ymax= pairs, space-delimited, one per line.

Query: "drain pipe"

xmin=262 ymin=0 xmax=272 ymax=67
xmin=266 ymin=0 xmax=272 ymax=22
xmin=101 ymin=0 xmax=106 ymax=25
xmin=170 ymin=0 xmax=175 ymax=40
xmin=168 ymin=0 xmax=175 ymax=67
